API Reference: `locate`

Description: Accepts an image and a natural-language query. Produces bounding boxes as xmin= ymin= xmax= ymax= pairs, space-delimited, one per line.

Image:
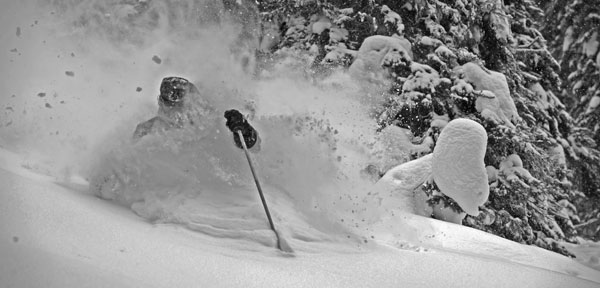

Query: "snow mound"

xmin=455 ymin=63 xmax=520 ymax=126
xmin=432 ymin=118 xmax=489 ymax=216
xmin=349 ymin=35 xmax=412 ymax=81
xmin=371 ymin=154 xmax=433 ymax=216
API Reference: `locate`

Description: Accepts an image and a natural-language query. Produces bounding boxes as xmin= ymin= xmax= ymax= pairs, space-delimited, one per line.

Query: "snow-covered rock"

xmin=349 ymin=35 xmax=412 ymax=81
xmin=455 ymin=63 xmax=520 ymax=126
xmin=432 ymin=118 xmax=489 ymax=216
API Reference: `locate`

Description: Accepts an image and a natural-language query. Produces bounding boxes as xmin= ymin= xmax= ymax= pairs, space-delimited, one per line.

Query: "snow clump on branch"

xmin=454 ymin=63 xmax=520 ymax=128
xmin=432 ymin=118 xmax=489 ymax=216
xmin=349 ymin=35 xmax=412 ymax=82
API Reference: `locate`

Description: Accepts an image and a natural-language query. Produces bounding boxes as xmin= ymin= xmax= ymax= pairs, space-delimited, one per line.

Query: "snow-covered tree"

xmin=538 ymin=0 xmax=600 ymax=241
xmin=255 ymin=0 xmax=598 ymax=256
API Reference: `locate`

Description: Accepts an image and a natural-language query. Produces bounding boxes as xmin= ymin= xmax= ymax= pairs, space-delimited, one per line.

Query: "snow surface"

xmin=2 ymin=147 xmax=600 ymax=288
xmin=2 ymin=1 xmax=600 ymax=287
xmin=432 ymin=119 xmax=489 ymax=216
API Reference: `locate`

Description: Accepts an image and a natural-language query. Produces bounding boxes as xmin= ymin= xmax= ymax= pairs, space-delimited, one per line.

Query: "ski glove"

xmin=224 ymin=109 xmax=259 ymax=150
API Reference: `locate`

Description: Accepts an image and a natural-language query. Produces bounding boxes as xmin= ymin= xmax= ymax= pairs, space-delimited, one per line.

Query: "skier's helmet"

xmin=159 ymin=77 xmax=190 ymax=106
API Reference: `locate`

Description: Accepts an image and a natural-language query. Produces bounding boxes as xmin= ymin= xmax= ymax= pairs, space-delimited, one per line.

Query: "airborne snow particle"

xmin=152 ymin=55 xmax=162 ymax=64
xmin=45 ymin=103 xmax=52 ymax=108
xmin=12 ymin=236 xmax=18 ymax=243
xmin=37 ymin=92 xmax=46 ymax=98
xmin=16 ymin=27 xmax=21 ymax=37
xmin=136 ymin=87 xmax=142 ymax=92
xmin=71 ymin=52 xmax=75 ymax=57
xmin=65 ymin=71 xmax=75 ymax=77
xmin=10 ymin=48 xmax=17 ymax=53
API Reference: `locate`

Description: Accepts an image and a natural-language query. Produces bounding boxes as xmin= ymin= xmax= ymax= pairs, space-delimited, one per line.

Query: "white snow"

xmin=311 ymin=16 xmax=332 ymax=34
xmin=322 ymin=44 xmax=356 ymax=65
xmin=402 ymin=62 xmax=442 ymax=95
xmin=583 ymin=31 xmax=599 ymax=58
xmin=529 ymin=82 xmax=552 ymax=110
xmin=456 ymin=63 xmax=521 ymax=126
xmin=435 ymin=45 xmax=456 ymax=59
xmin=563 ymin=26 xmax=575 ymax=52
xmin=2 ymin=1 xmax=600 ymax=287
xmin=499 ymin=154 xmax=539 ymax=186
xmin=587 ymin=96 xmax=600 ymax=114
xmin=259 ymin=21 xmax=281 ymax=53
xmin=432 ymin=119 xmax=489 ymax=216
xmin=371 ymin=154 xmax=433 ymax=216
xmin=349 ymin=35 xmax=413 ymax=81
xmin=3 ymin=147 xmax=600 ymax=287
xmin=380 ymin=5 xmax=404 ymax=35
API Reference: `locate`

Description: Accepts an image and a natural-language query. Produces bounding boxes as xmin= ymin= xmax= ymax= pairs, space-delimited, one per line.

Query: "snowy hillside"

xmin=2 ymin=0 xmax=600 ymax=287
xmin=2 ymin=147 xmax=599 ymax=287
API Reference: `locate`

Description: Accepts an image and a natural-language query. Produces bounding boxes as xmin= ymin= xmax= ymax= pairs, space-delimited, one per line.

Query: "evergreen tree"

xmin=256 ymin=0 xmax=599 ymax=256
xmin=538 ymin=0 xmax=600 ymax=240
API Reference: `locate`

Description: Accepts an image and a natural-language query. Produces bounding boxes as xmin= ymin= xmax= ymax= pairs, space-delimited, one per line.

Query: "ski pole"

xmin=237 ymin=130 xmax=275 ymax=231
xmin=236 ymin=130 xmax=294 ymax=253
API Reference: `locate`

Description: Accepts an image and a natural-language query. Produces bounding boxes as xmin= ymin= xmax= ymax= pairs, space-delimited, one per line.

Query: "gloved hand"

xmin=224 ymin=109 xmax=259 ymax=150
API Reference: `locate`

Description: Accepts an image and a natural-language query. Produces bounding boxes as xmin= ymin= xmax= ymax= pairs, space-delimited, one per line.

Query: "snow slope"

xmin=2 ymin=147 xmax=599 ymax=288
xmin=2 ymin=1 xmax=600 ymax=287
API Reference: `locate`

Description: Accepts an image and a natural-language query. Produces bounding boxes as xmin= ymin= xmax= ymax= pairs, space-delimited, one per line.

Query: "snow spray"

xmin=1 ymin=0 xmax=404 ymax=250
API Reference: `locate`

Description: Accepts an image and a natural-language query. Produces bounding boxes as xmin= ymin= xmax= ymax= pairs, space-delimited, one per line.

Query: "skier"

xmin=133 ymin=76 xmax=213 ymax=140
xmin=132 ymin=76 xmax=260 ymax=151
